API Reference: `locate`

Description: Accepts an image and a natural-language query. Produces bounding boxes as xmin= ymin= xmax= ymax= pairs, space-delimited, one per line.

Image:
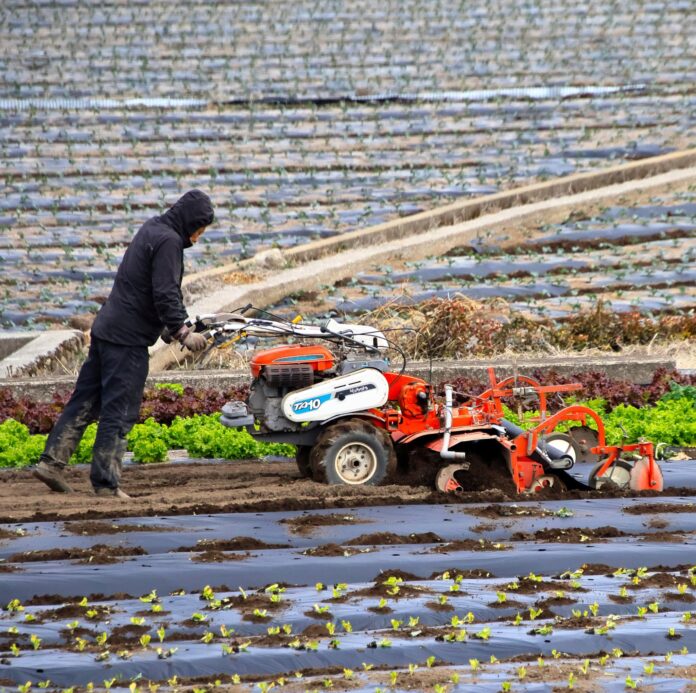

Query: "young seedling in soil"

xmin=473 ymin=626 xmax=492 ymax=640
xmin=369 ymin=597 xmax=392 ymax=614
xmin=139 ymin=590 xmax=158 ymax=603
xmin=96 ymin=632 xmax=108 ymax=646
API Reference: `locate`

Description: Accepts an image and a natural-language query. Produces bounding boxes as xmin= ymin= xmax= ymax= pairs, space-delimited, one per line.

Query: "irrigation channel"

xmin=1 ymin=457 xmax=696 ymax=690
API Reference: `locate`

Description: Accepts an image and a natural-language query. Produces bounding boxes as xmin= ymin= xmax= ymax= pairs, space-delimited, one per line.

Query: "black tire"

xmin=310 ymin=420 xmax=396 ymax=486
xmin=588 ymin=459 xmax=633 ymax=490
xmin=295 ymin=446 xmax=312 ymax=478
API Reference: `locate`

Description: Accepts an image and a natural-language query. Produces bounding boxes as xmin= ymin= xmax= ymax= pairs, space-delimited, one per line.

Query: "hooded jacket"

xmin=91 ymin=190 xmax=215 ymax=347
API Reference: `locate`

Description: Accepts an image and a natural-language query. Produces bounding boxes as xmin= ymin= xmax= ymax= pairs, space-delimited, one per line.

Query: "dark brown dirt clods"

xmin=0 ymin=528 xmax=23 ymax=540
xmin=279 ymin=512 xmax=370 ymax=535
xmin=428 ymin=538 xmax=510 ymax=553
xmin=301 ymin=543 xmax=373 ymax=557
xmin=345 ymin=531 xmax=443 ymax=545
xmin=623 ymin=502 xmax=696 ymax=515
xmin=190 ymin=550 xmax=256 ymax=563
xmin=109 ymin=623 xmax=150 ymax=645
xmin=575 ymin=563 xmax=618 ymax=575
xmin=63 ymin=520 xmax=177 ymax=535
xmin=373 ymin=569 xmax=424 ymax=582
xmin=627 ymin=572 xmax=680 ymax=590
xmin=465 ymin=503 xmax=550 ymax=518
xmin=511 ymin=526 xmax=626 ymax=543
xmin=429 ymin=568 xmax=496 ymax=579
xmin=8 ymin=544 xmax=147 ymax=564
xmin=639 ymin=531 xmax=691 ymax=543
xmin=174 ymin=536 xmax=289 ymax=552
xmin=36 ymin=603 xmax=112 ymax=622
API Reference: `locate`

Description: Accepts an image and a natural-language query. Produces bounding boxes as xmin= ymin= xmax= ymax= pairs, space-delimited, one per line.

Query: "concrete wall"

xmin=0 ymin=334 xmax=34 ymax=361
xmin=0 ymin=330 xmax=84 ymax=379
xmin=1 ymin=355 xmax=675 ymax=402
xmin=149 ymin=152 xmax=696 ymax=373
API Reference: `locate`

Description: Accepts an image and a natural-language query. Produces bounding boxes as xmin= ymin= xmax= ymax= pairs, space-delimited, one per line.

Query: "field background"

xmin=1 ymin=0 xmax=694 ymax=327
xmin=2 ymin=3 xmax=696 ymax=690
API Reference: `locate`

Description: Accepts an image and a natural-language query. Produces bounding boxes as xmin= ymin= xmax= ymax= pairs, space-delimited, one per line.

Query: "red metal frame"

xmin=379 ymin=367 xmax=659 ymax=493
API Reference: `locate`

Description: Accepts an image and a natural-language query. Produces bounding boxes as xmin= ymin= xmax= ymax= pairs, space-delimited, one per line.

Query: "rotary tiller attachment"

xmin=435 ymin=464 xmax=469 ymax=493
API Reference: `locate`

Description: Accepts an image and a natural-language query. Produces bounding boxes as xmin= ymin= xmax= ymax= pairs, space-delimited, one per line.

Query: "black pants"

xmin=40 ymin=337 xmax=149 ymax=490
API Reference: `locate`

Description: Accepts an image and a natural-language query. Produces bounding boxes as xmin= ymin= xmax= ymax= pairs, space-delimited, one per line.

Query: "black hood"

xmin=160 ymin=190 xmax=215 ymax=248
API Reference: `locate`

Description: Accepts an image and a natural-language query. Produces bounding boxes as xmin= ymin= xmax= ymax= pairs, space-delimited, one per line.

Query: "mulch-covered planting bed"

xmin=276 ymin=187 xmax=696 ymax=327
xmin=1 ymin=468 xmax=696 ymax=689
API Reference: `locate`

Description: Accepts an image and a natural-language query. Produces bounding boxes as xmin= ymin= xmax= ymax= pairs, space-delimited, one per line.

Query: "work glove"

xmin=181 ymin=330 xmax=207 ymax=352
xmin=172 ymin=325 xmax=207 ymax=352
xmin=160 ymin=326 xmax=174 ymax=344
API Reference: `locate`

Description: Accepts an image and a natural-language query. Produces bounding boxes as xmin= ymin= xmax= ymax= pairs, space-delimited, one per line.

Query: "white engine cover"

xmin=282 ymin=368 xmax=389 ymax=422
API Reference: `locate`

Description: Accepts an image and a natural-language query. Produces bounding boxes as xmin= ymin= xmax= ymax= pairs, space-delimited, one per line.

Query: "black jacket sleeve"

xmin=151 ymin=236 xmax=188 ymax=335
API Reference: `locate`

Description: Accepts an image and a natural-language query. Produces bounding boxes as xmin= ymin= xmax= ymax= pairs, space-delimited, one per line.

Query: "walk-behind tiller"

xmin=189 ymin=310 xmax=663 ymax=494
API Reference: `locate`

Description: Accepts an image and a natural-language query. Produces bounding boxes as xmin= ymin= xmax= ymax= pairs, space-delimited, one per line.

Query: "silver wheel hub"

xmin=335 ymin=442 xmax=377 ymax=484
xmin=546 ymin=436 xmax=577 ymax=462
xmin=596 ymin=463 xmax=631 ymax=489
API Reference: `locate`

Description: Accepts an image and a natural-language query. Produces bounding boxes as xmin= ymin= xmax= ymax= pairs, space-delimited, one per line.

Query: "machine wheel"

xmin=527 ymin=474 xmax=565 ymax=494
xmin=295 ymin=446 xmax=312 ymax=478
xmin=543 ymin=433 xmax=580 ymax=465
xmin=568 ymin=426 xmax=600 ymax=464
xmin=310 ymin=420 xmax=396 ymax=486
xmin=629 ymin=456 xmax=664 ymax=492
xmin=589 ymin=459 xmax=633 ymax=490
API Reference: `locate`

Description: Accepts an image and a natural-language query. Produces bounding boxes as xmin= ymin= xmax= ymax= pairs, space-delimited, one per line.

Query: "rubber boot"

xmin=33 ymin=461 xmax=74 ymax=493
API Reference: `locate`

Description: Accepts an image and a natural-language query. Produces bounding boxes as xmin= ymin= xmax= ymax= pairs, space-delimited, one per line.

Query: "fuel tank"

xmin=250 ymin=344 xmax=335 ymax=378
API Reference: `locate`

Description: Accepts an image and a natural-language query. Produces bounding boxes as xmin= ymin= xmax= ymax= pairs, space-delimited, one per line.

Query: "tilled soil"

xmin=2 ymin=459 xmax=690 ymax=524
xmin=0 ymin=460 xmax=436 ymax=523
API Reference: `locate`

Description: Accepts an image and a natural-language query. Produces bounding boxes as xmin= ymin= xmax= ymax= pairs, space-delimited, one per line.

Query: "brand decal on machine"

xmin=343 ymin=384 xmax=376 ymax=397
xmin=292 ymin=393 xmax=332 ymax=412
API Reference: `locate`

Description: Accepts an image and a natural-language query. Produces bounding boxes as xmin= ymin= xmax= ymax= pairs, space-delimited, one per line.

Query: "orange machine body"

xmin=249 ymin=346 xmax=660 ymax=495
xmin=372 ymin=369 xmax=659 ymax=494
xmin=250 ymin=345 xmax=335 ymax=378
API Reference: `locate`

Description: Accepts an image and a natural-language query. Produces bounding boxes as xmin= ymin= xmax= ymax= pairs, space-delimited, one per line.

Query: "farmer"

xmin=32 ymin=190 xmax=214 ymax=500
